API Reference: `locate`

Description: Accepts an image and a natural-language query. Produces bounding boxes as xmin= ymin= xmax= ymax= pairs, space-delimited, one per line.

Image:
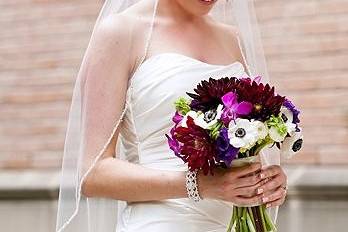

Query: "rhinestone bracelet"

xmin=185 ymin=169 xmax=202 ymax=202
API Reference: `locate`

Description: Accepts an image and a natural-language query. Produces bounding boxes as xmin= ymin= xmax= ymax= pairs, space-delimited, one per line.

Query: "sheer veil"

xmin=56 ymin=0 xmax=279 ymax=231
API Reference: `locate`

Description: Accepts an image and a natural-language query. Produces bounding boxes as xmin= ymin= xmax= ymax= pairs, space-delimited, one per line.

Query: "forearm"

xmin=82 ymin=157 xmax=187 ymax=202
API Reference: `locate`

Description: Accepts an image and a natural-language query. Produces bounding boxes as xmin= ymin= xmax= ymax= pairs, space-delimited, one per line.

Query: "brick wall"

xmin=256 ymin=0 xmax=348 ymax=164
xmin=0 ymin=0 xmax=103 ymax=169
xmin=0 ymin=0 xmax=347 ymax=169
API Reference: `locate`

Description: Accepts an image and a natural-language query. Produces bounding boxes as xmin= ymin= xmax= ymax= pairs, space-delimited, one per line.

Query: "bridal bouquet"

xmin=165 ymin=76 xmax=303 ymax=232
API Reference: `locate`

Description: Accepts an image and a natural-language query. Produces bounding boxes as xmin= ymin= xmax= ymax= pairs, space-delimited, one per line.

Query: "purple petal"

xmin=223 ymin=146 xmax=239 ymax=167
xmin=165 ymin=134 xmax=181 ymax=155
xmin=221 ymin=92 xmax=237 ymax=108
xmin=172 ymin=111 xmax=183 ymax=125
xmin=235 ymin=101 xmax=253 ymax=115
xmin=283 ymin=99 xmax=300 ymax=124
xmin=221 ymin=108 xmax=235 ymax=125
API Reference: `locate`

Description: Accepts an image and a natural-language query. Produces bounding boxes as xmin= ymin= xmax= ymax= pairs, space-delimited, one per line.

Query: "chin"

xmin=177 ymin=0 xmax=218 ymax=16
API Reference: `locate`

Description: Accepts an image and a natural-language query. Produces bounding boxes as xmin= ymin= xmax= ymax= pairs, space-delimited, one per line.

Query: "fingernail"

xmin=262 ymin=197 xmax=269 ymax=203
xmin=257 ymin=188 xmax=263 ymax=194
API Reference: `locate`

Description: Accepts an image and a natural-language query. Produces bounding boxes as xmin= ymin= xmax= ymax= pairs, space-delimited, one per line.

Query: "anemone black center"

xmin=281 ymin=113 xmax=288 ymax=123
xmin=235 ymin=128 xmax=246 ymax=138
xmin=292 ymin=138 xmax=303 ymax=152
xmin=204 ymin=109 xmax=217 ymax=123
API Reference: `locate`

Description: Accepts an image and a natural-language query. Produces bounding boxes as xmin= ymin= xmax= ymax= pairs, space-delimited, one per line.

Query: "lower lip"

xmin=198 ymin=0 xmax=216 ymax=5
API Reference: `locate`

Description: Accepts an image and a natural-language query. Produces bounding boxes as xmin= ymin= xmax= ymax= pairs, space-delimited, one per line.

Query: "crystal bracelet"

xmin=185 ymin=169 xmax=202 ymax=202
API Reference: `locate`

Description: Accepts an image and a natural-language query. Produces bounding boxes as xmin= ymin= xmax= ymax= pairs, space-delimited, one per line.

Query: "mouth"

xmin=198 ymin=0 xmax=217 ymax=5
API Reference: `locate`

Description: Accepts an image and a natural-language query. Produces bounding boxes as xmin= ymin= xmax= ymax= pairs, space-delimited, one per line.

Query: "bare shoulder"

xmin=207 ymin=18 xmax=245 ymax=62
xmin=209 ymin=18 xmax=239 ymax=39
xmin=95 ymin=0 xmax=155 ymax=46
xmin=95 ymin=13 xmax=136 ymax=47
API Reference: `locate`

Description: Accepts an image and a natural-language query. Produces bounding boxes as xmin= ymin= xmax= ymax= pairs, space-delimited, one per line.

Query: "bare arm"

xmin=80 ymin=14 xmax=187 ymax=202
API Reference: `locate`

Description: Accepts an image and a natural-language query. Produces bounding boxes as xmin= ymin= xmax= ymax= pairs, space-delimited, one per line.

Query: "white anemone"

xmin=281 ymin=129 xmax=303 ymax=159
xmin=194 ymin=104 xmax=224 ymax=129
xmin=269 ymin=126 xmax=287 ymax=142
xmin=253 ymin=120 xmax=268 ymax=140
xmin=181 ymin=104 xmax=224 ymax=129
xmin=228 ymin=118 xmax=259 ymax=149
xmin=180 ymin=111 xmax=199 ymax=128
xmin=280 ymin=106 xmax=297 ymax=136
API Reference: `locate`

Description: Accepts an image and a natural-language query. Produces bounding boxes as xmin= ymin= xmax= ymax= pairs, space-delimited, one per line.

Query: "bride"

xmin=56 ymin=0 xmax=287 ymax=231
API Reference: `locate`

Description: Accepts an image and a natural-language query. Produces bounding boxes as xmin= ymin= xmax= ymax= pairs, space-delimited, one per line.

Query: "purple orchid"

xmin=165 ymin=127 xmax=182 ymax=158
xmin=172 ymin=111 xmax=183 ymax=125
xmin=220 ymin=92 xmax=253 ymax=124
xmin=216 ymin=127 xmax=239 ymax=167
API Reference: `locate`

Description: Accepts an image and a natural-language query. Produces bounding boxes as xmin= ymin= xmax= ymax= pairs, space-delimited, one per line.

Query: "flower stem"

xmin=248 ymin=207 xmax=256 ymax=229
xmin=246 ymin=209 xmax=256 ymax=232
xmin=242 ymin=208 xmax=248 ymax=231
xmin=259 ymin=205 xmax=267 ymax=232
xmin=251 ymin=206 xmax=263 ymax=232
xmin=262 ymin=205 xmax=277 ymax=232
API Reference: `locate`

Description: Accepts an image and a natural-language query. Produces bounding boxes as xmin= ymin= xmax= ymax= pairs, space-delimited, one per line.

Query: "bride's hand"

xmin=256 ymin=165 xmax=288 ymax=208
xmin=198 ymin=163 xmax=287 ymax=207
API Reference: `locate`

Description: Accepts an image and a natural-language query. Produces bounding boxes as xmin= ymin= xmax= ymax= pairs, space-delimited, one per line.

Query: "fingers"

xmin=257 ymin=169 xmax=287 ymax=194
xmin=264 ymin=187 xmax=287 ymax=208
xmin=234 ymin=185 xmax=287 ymax=207
xmin=233 ymin=162 xmax=262 ymax=178
xmin=234 ymin=184 xmax=259 ymax=197
xmin=262 ymin=186 xmax=287 ymax=205
xmin=234 ymin=194 xmax=263 ymax=207
xmin=234 ymin=172 xmax=261 ymax=188
xmin=219 ymin=164 xmax=288 ymax=207
xmin=259 ymin=165 xmax=283 ymax=179
xmin=259 ymin=166 xmax=287 ymax=192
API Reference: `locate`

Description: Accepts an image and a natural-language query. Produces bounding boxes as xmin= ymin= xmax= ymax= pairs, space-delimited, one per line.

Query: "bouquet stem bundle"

xmin=227 ymin=205 xmax=277 ymax=232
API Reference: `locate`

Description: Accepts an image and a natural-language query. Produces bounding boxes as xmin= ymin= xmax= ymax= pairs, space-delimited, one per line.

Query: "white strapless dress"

xmin=116 ymin=53 xmax=248 ymax=232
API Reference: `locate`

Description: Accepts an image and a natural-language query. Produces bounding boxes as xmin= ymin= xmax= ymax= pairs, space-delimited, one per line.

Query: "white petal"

xmin=253 ymin=121 xmax=269 ymax=140
xmin=228 ymin=118 xmax=259 ymax=149
xmin=181 ymin=111 xmax=198 ymax=128
xmin=269 ymin=127 xmax=286 ymax=142
xmin=216 ymin=104 xmax=224 ymax=120
xmin=281 ymin=131 xmax=303 ymax=159
xmin=286 ymin=122 xmax=297 ymax=136
xmin=281 ymin=107 xmax=294 ymax=123
xmin=194 ymin=115 xmax=210 ymax=129
xmin=230 ymin=137 xmax=247 ymax=148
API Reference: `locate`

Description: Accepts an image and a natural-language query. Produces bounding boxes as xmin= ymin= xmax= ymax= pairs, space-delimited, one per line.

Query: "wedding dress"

xmin=116 ymin=52 xmax=249 ymax=232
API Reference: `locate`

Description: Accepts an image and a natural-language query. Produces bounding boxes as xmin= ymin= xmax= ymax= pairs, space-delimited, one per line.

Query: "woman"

xmin=56 ymin=0 xmax=287 ymax=231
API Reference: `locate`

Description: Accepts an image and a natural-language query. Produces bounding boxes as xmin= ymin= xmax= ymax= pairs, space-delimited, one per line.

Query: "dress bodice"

xmin=119 ymin=52 xmax=248 ymax=171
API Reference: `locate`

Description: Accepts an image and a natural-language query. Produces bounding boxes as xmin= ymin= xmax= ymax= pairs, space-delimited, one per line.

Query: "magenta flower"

xmin=165 ymin=127 xmax=182 ymax=158
xmin=172 ymin=111 xmax=183 ymax=125
xmin=220 ymin=92 xmax=253 ymax=125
